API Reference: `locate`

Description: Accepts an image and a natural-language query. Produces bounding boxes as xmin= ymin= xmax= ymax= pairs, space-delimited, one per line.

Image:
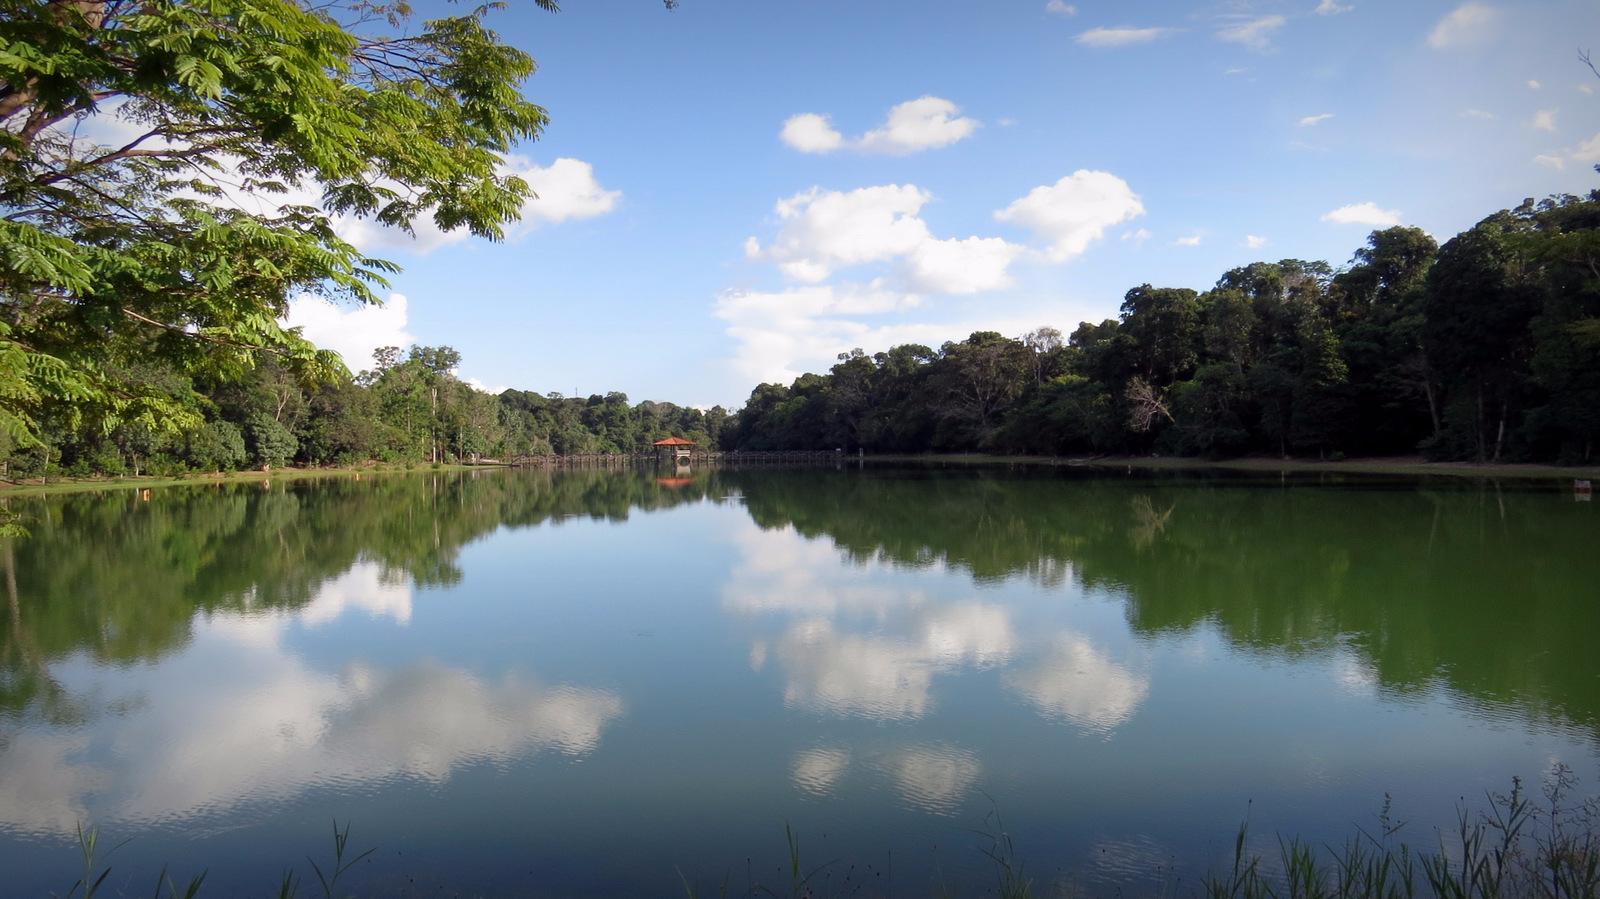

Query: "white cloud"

xmin=1315 ymin=0 xmax=1352 ymax=14
xmin=1218 ymin=15 xmax=1286 ymax=50
xmin=906 ymin=237 xmax=1024 ymax=294
xmin=1579 ymin=84 xmax=1596 ymax=96
xmin=780 ymin=97 xmax=979 ymax=155
xmin=995 ymin=170 xmax=1145 ymax=261
xmin=714 ymin=283 xmax=920 ymax=384
xmin=1461 ymin=108 xmax=1496 ymax=120
xmin=1122 ymin=227 xmax=1152 ymax=244
xmin=1427 ymin=3 xmax=1497 ymax=49
xmin=508 ymin=156 xmax=623 ymax=227
xmin=1045 ymin=0 xmax=1077 ymax=15
xmin=780 ymin=113 xmax=845 ymax=153
xmin=751 ymin=184 xmax=1024 ymax=293
xmin=1532 ymin=109 xmax=1558 ymax=132
xmin=713 ymin=283 xmax=1043 ymax=392
xmin=1076 ymin=26 xmax=1176 ymax=48
xmin=1322 ymin=202 xmax=1403 ymax=227
xmin=1528 ymin=79 xmax=1543 ymax=90
xmin=1244 ymin=234 xmax=1269 ymax=249
xmin=858 ymin=97 xmax=982 ymax=155
xmin=1573 ymin=133 xmax=1600 ymax=164
xmin=758 ymin=185 xmax=935 ymax=281
xmin=1173 ymin=233 xmax=1204 ymax=247
xmin=284 ymin=292 xmax=416 ymax=371
xmin=1299 ymin=113 xmax=1335 ymax=126
xmin=1530 ymin=132 xmax=1600 ymax=169
xmin=464 ymin=377 xmax=510 ymax=395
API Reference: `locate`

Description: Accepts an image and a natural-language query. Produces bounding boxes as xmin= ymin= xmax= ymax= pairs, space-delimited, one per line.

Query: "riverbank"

xmin=0 ymin=462 xmax=505 ymax=498
xmin=866 ymin=453 xmax=1600 ymax=482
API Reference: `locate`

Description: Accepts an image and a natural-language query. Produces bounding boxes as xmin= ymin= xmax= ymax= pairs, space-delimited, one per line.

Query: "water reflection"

xmin=0 ymin=466 xmax=1595 ymax=895
xmin=0 ymin=547 xmax=624 ymax=837
xmin=1005 ymin=634 xmax=1149 ymax=734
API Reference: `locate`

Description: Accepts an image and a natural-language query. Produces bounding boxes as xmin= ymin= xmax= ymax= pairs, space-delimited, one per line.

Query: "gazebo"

xmin=653 ymin=436 xmax=697 ymax=464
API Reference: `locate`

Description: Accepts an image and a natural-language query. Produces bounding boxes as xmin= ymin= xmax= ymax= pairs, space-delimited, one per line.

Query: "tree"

xmin=244 ymin=411 xmax=296 ymax=468
xmin=0 ymin=0 xmax=551 ymax=450
xmin=1424 ymin=214 xmax=1540 ymax=461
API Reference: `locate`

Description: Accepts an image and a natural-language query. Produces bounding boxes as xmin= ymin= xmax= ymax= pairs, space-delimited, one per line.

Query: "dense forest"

xmin=10 ymin=189 xmax=1600 ymax=479
xmin=0 ymin=342 xmax=730 ymax=478
xmin=727 ymin=192 xmax=1600 ymax=465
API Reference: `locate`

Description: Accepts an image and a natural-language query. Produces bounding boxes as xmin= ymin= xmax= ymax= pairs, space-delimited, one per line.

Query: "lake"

xmin=1 ymin=465 xmax=1596 ymax=896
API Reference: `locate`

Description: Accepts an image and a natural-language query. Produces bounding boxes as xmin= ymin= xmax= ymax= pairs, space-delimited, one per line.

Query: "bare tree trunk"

xmin=1475 ymin=388 xmax=1486 ymax=463
xmin=1423 ymin=380 xmax=1441 ymax=442
xmin=1492 ymin=400 xmax=1507 ymax=463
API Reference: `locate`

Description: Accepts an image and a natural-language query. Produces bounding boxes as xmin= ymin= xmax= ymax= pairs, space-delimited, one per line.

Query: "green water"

xmin=0 ymin=466 xmax=1596 ymax=895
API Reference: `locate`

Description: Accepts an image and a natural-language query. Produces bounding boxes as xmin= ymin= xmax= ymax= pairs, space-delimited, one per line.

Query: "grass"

xmin=0 ymin=462 xmax=501 ymax=498
xmin=41 ymin=772 xmax=1600 ymax=898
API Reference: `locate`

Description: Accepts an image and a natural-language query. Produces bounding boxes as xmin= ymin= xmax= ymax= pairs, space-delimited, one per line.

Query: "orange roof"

xmin=654 ymin=437 xmax=696 ymax=446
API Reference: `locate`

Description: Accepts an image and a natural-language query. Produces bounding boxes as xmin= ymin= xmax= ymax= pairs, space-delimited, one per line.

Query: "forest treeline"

xmin=727 ymin=193 xmax=1600 ymax=464
xmin=8 ymin=190 xmax=1600 ymax=479
xmin=2 ymin=341 xmax=730 ymax=478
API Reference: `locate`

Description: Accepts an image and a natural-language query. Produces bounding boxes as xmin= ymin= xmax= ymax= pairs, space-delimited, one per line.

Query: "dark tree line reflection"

xmin=3 ymin=467 xmax=1595 ymax=738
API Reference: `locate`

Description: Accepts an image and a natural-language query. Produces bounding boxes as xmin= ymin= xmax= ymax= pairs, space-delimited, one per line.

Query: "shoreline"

xmin=862 ymin=453 xmax=1600 ymax=481
xmin=0 ymin=462 xmax=504 ymax=498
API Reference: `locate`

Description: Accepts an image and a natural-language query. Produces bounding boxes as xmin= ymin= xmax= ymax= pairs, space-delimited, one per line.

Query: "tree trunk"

xmin=1492 ymin=400 xmax=1507 ymax=463
xmin=1423 ymin=379 xmax=1441 ymax=442
xmin=1475 ymin=387 xmax=1486 ymax=463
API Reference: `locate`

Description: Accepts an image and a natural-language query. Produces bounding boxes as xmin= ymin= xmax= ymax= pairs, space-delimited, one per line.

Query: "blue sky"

xmin=282 ymin=0 xmax=1600 ymax=409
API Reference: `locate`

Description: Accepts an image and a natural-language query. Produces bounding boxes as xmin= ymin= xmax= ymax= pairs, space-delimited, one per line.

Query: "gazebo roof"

xmin=653 ymin=437 xmax=696 ymax=446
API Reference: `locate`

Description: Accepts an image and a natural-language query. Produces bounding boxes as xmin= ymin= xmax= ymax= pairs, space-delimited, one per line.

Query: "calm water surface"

xmin=1 ymin=466 xmax=1596 ymax=895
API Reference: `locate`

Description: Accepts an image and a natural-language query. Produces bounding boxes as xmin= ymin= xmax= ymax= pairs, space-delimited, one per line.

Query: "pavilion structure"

xmin=653 ymin=436 xmax=697 ymax=465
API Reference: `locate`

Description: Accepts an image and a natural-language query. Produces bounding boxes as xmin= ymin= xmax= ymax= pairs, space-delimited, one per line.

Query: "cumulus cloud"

xmin=1075 ymin=26 xmax=1176 ymax=48
xmin=509 ymin=156 xmax=622 ymax=227
xmin=780 ymin=97 xmax=979 ymax=155
xmin=1122 ymin=227 xmax=1153 ymax=244
xmin=1532 ymin=109 xmax=1558 ymax=132
xmin=1173 ymin=233 xmax=1204 ymax=247
xmin=1322 ymin=202 xmax=1403 ymax=227
xmin=1218 ymin=15 xmax=1286 ymax=50
xmin=1315 ymin=0 xmax=1352 ymax=14
xmin=780 ymin=113 xmax=845 ymax=153
xmin=284 ymin=292 xmax=416 ymax=372
xmin=1244 ymin=234 xmax=1269 ymax=249
xmin=1428 ymin=3 xmax=1497 ymax=49
xmin=906 ymin=237 xmax=1025 ymax=294
xmin=1534 ymin=154 xmax=1566 ymax=169
xmin=1461 ymin=108 xmax=1496 ymax=120
xmin=995 ymin=170 xmax=1146 ymax=261
xmin=1528 ymin=80 xmax=1543 ymax=90
xmin=1538 ymin=132 xmax=1600 ymax=169
xmin=757 ymin=185 xmax=936 ymax=282
xmin=858 ymin=97 xmax=982 ymax=154
xmin=750 ymin=185 xmax=1024 ymax=292
xmin=1045 ymin=0 xmax=1076 ymax=14
xmin=1299 ymin=113 xmax=1335 ymax=126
